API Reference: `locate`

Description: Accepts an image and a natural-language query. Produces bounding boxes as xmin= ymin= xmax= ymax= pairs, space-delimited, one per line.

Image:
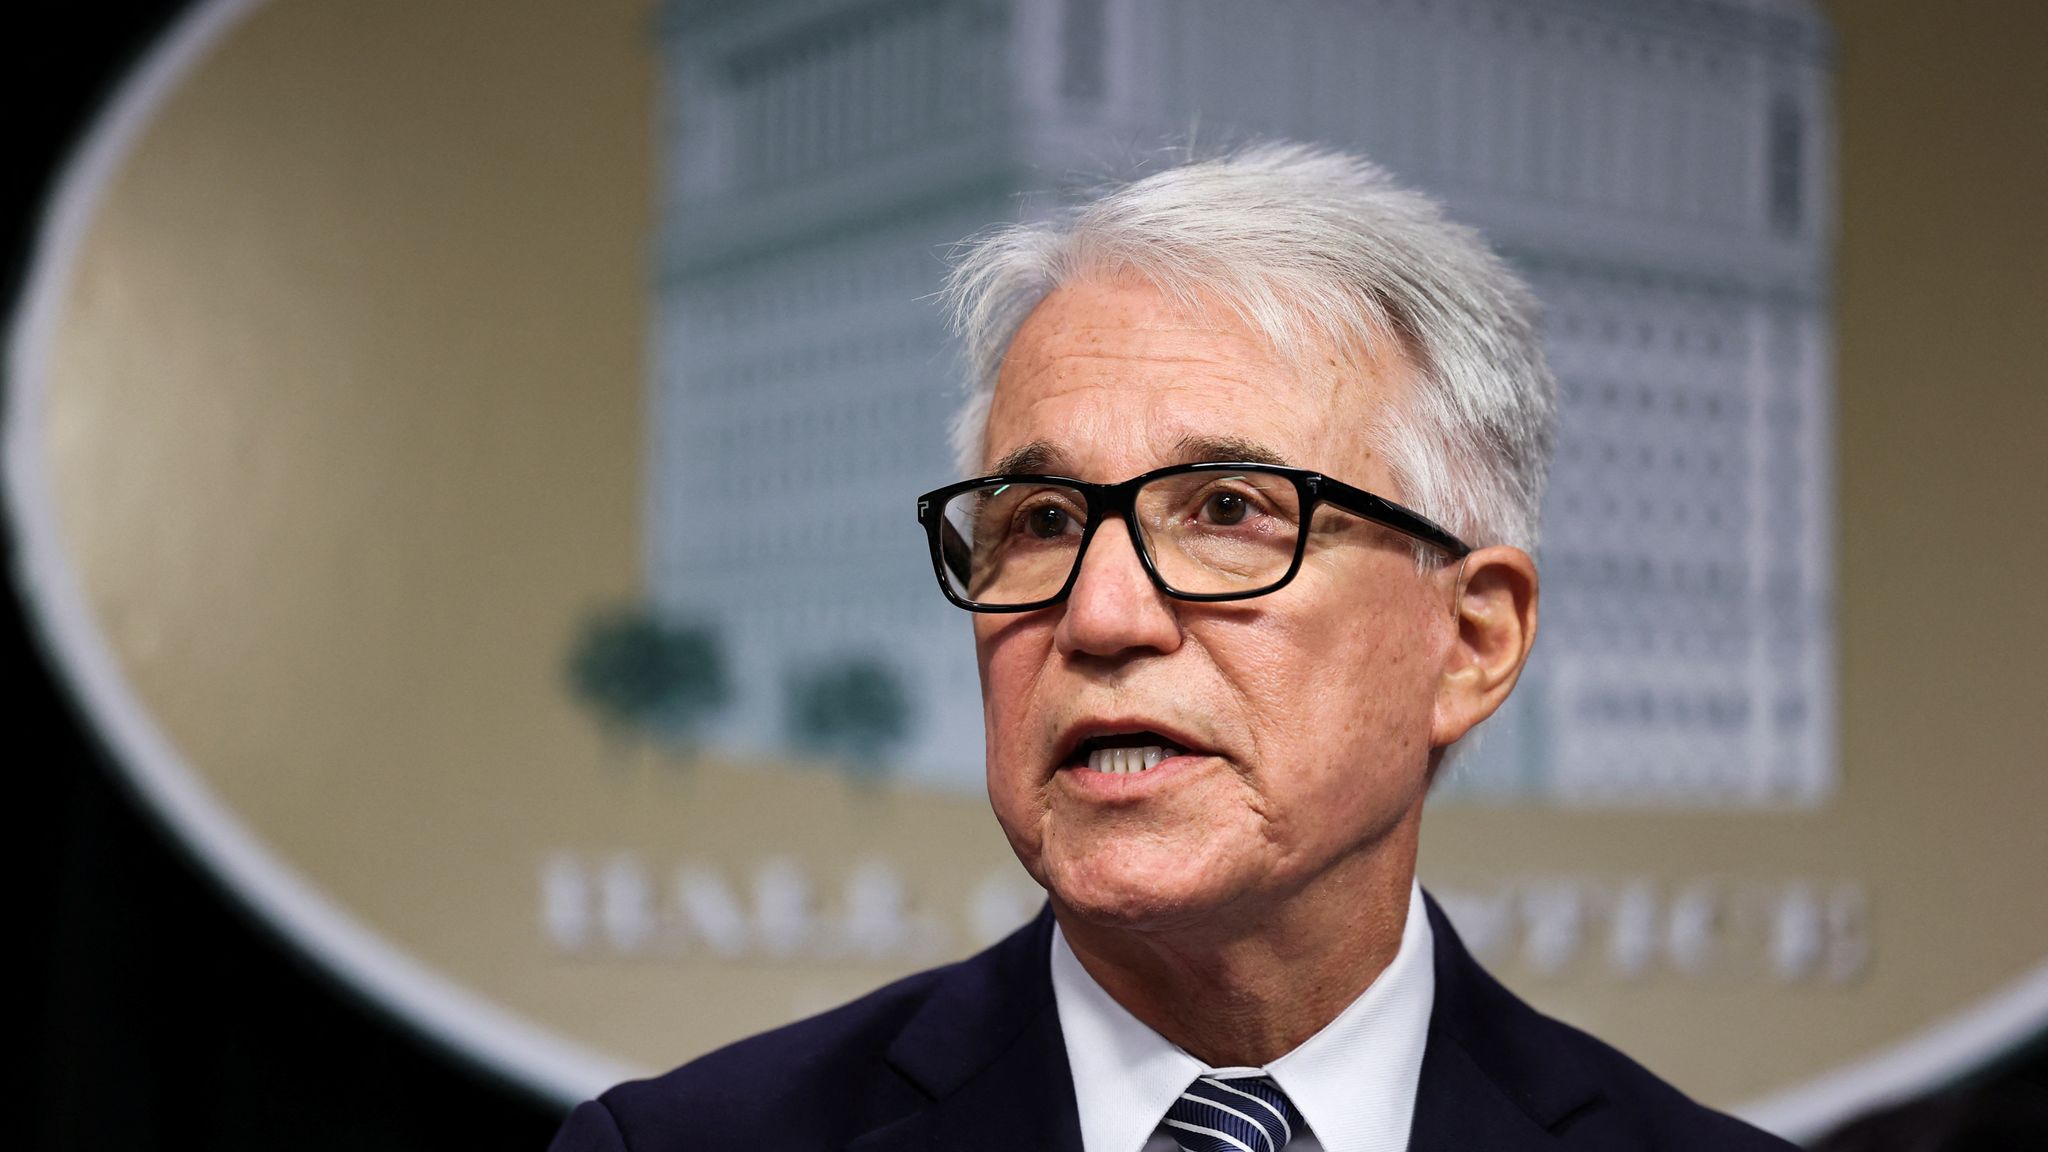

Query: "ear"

xmin=1431 ymin=545 xmax=1539 ymax=748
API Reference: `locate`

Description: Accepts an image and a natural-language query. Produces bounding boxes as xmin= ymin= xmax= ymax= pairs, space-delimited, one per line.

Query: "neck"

xmin=1052 ymin=822 xmax=1420 ymax=1068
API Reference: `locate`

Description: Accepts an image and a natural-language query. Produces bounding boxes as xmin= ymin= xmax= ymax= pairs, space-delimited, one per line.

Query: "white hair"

xmin=940 ymin=141 xmax=1556 ymax=553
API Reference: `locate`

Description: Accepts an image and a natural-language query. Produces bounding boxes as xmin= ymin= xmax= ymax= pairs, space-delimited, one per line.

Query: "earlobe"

xmin=1431 ymin=546 xmax=1539 ymax=748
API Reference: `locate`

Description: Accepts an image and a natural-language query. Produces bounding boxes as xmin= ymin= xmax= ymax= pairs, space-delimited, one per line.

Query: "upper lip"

xmin=1051 ymin=717 xmax=1213 ymax=768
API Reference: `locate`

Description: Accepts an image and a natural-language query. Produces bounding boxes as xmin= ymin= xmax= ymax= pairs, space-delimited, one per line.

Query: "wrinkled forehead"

xmin=980 ymin=278 xmax=1412 ymax=484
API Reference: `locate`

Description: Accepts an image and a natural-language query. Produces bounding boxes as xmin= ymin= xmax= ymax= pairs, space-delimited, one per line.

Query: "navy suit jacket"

xmin=550 ymin=894 xmax=1794 ymax=1150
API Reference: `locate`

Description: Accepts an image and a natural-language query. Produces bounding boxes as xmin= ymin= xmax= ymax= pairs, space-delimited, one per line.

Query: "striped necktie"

xmin=1163 ymin=1074 xmax=1306 ymax=1152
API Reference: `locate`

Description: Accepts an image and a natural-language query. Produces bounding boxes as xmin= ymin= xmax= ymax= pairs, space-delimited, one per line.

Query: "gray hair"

xmin=940 ymin=141 xmax=1556 ymax=553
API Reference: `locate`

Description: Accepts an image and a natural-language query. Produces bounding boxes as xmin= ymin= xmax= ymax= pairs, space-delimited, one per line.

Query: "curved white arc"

xmin=3 ymin=0 xmax=629 ymax=1107
xmin=7 ymin=0 xmax=2047 ymax=1133
xmin=1734 ymin=960 xmax=2048 ymax=1141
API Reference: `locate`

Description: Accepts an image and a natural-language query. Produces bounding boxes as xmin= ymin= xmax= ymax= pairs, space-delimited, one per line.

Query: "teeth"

xmin=1086 ymin=745 xmax=1182 ymax=774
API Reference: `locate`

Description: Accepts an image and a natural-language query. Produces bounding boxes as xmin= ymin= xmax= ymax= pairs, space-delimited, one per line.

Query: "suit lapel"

xmin=843 ymin=894 xmax=1607 ymax=1151
xmin=1409 ymin=1027 xmax=1565 ymax=1149
xmin=846 ymin=907 xmax=1084 ymax=1152
xmin=1407 ymin=892 xmax=1607 ymax=1150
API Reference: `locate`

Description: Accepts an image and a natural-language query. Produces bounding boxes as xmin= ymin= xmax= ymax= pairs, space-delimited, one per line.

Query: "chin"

xmin=1041 ymin=842 xmax=1246 ymax=933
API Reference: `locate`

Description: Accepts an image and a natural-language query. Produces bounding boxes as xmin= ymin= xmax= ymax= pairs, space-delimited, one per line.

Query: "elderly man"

xmin=551 ymin=143 xmax=1792 ymax=1151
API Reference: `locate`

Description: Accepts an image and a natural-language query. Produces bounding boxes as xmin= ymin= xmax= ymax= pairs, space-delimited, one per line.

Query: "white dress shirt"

xmin=1050 ymin=882 xmax=1436 ymax=1152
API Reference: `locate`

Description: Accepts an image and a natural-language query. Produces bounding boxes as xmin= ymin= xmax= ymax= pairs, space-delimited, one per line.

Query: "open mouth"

xmin=1069 ymin=731 xmax=1188 ymax=775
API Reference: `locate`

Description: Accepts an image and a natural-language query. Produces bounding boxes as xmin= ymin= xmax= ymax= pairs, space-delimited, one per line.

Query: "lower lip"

xmin=1056 ymin=753 xmax=1211 ymax=798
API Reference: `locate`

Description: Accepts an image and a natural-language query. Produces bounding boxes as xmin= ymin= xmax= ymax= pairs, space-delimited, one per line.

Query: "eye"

xmin=1026 ymin=504 xmax=1072 ymax=538
xmin=1200 ymin=490 xmax=1251 ymax=525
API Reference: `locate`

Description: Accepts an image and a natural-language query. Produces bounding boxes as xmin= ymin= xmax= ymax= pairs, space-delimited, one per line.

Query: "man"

xmin=551 ymin=143 xmax=1793 ymax=1151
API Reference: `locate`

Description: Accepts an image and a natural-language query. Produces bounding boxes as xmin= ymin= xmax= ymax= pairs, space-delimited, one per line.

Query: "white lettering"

xmin=599 ymin=854 xmax=656 ymax=952
xmin=1430 ymin=874 xmax=1871 ymax=985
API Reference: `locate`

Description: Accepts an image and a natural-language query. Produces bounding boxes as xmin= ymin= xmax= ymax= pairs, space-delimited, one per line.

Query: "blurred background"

xmin=10 ymin=0 xmax=2044 ymax=1147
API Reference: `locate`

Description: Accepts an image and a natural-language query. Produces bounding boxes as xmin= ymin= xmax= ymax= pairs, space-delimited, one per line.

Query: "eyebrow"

xmin=1171 ymin=434 xmax=1292 ymax=468
xmin=987 ymin=442 xmax=1066 ymax=476
xmin=985 ymin=435 xmax=1295 ymax=478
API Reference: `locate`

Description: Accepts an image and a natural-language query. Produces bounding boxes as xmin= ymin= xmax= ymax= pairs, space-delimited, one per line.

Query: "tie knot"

xmin=1164 ymin=1074 xmax=1305 ymax=1152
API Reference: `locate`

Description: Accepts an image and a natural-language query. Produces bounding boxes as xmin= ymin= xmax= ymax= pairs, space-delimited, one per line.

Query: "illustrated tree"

xmin=567 ymin=605 xmax=729 ymax=760
xmin=785 ymin=656 xmax=911 ymax=786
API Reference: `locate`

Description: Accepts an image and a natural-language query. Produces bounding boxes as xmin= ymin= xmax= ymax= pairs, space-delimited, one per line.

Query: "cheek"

xmin=975 ymin=622 xmax=1041 ymax=745
xmin=975 ymin=623 xmax=1053 ymax=813
xmin=1236 ymin=586 xmax=1445 ymax=801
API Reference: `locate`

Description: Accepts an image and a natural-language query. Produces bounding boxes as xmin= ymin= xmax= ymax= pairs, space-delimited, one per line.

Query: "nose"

xmin=1053 ymin=516 xmax=1183 ymax=659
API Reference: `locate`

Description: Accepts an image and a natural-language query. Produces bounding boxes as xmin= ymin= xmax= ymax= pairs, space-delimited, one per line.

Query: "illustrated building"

xmin=649 ymin=0 xmax=1835 ymax=806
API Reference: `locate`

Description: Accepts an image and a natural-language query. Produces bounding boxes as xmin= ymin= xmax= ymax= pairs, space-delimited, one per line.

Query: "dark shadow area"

xmin=10 ymin=2 xmax=563 ymax=1147
xmin=1810 ymin=1032 xmax=2048 ymax=1151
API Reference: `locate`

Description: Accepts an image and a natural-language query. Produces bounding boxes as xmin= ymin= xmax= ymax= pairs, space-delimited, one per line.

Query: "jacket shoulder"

xmin=1422 ymin=893 xmax=1795 ymax=1150
xmin=1532 ymin=1009 xmax=1798 ymax=1150
xmin=550 ymin=908 xmax=1060 ymax=1151
xmin=576 ymin=964 xmax=947 ymax=1151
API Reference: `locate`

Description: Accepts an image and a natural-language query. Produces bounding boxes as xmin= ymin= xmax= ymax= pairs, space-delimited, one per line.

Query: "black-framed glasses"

xmin=915 ymin=462 xmax=1471 ymax=613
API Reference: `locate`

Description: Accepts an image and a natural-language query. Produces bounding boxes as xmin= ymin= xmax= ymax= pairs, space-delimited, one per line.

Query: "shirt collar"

xmin=1050 ymin=882 xmax=1436 ymax=1152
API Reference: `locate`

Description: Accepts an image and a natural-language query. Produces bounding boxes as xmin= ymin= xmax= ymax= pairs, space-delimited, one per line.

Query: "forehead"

xmin=982 ymin=277 xmax=1404 ymax=480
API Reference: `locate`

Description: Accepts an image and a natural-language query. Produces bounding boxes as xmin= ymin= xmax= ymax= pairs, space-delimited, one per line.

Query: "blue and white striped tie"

xmin=1162 ymin=1074 xmax=1306 ymax=1152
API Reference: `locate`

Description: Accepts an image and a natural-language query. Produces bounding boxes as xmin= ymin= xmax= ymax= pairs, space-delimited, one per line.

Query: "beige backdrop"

xmin=22 ymin=0 xmax=2048 ymax=1130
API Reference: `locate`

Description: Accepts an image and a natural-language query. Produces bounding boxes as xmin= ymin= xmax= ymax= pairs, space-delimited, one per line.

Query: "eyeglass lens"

xmin=936 ymin=470 xmax=1304 ymax=605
